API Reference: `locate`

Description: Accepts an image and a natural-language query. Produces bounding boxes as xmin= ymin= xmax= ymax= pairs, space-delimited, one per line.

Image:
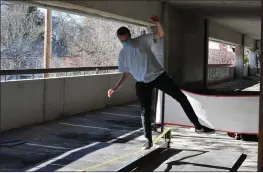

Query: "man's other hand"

xmin=108 ymin=88 xmax=117 ymax=98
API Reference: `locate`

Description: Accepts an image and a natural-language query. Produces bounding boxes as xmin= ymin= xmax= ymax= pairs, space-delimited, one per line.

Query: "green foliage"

xmin=244 ymin=55 xmax=249 ymax=65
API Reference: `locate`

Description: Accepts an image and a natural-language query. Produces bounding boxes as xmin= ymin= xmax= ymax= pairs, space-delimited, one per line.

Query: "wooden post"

xmin=258 ymin=0 xmax=263 ymax=171
xmin=44 ymin=9 xmax=52 ymax=78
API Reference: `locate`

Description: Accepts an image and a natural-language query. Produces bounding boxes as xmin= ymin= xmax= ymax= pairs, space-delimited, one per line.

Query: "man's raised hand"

xmin=150 ymin=15 xmax=160 ymax=23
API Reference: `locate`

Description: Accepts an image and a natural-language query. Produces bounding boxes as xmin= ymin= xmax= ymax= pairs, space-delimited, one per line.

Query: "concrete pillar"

xmin=163 ymin=4 xmax=206 ymax=89
xmin=258 ymin=1 xmax=263 ymax=171
xmin=257 ymin=40 xmax=261 ymax=70
xmin=163 ymin=3 xmax=184 ymax=81
xmin=248 ymin=49 xmax=258 ymax=76
xmin=234 ymin=45 xmax=244 ymax=78
xmin=249 ymin=50 xmax=257 ymax=66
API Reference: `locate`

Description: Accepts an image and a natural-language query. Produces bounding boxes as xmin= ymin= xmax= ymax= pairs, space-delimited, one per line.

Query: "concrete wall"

xmin=163 ymin=4 xmax=206 ymax=88
xmin=0 ymin=73 xmax=137 ymax=131
xmin=209 ymin=20 xmax=242 ymax=45
xmin=31 ymin=0 xmax=162 ymax=26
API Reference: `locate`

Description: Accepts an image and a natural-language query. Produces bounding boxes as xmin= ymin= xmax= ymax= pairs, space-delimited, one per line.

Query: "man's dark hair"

xmin=117 ymin=27 xmax=131 ymax=37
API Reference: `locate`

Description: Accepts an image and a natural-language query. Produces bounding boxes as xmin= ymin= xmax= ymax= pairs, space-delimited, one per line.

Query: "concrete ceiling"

xmin=26 ymin=0 xmax=261 ymax=39
xmin=166 ymin=0 xmax=261 ymax=39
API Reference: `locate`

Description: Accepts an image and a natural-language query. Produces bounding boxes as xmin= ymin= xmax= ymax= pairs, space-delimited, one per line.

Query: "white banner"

xmin=156 ymin=90 xmax=259 ymax=134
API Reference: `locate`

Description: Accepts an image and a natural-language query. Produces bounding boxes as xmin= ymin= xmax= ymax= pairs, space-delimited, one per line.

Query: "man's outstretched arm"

xmin=108 ymin=72 xmax=130 ymax=97
xmin=150 ymin=15 xmax=165 ymax=39
xmin=114 ymin=72 xmax=131 ymax=91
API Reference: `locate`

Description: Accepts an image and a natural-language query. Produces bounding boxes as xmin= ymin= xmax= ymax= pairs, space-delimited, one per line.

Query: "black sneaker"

xmin=195 ymin=125 xmax=215 ymax=134
xmin=142 ymin=140 xmax=153 ymax=150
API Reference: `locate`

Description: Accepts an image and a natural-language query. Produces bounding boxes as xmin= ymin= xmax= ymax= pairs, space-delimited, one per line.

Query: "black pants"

xmin=135 ymin=72 xmax=202 ymax=142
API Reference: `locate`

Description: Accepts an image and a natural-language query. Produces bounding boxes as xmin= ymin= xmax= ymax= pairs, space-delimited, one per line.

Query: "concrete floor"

xmin=209 ymin=76 xmax=260 ymax=92
xmin=0 ymin=103 xmax=145 ymax=171
xmin=168 ymin=127 xmax=258 ymax=172
xmin=0 ymin=102 xmax=258 ymax=171
xmin=151 ymin=149 xmax=245 ymax=172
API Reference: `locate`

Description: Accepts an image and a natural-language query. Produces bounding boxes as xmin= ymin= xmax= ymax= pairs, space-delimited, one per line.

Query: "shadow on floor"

xmin=133 ymin=148 xmax=246 ymax=172
xmin=30 ymin=129 xmax=144 ymax=172
xmin=0 ymin=102 xmax=144 ymax=172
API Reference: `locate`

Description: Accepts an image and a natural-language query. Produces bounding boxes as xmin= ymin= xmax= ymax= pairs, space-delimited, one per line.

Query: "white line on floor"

xmin=59 ymin=122 xmax=132 ymax=132
xmin=26 ymin=143 xmax=72 ymax=150
xmin=128 ymin=105 xmax=141 ymax=108
xmin=107 ymin=127 xmax=143 ymax=143
xmin=50 ymin=163 xmax=66 ymax=167
xmin=111 ymin=106 xmax=133 ymax=110
xmin=75 ymin=117 xmax=88 ymax=121
xmin=100 ymin=112 xmax=140 ymax=118
xmin=26 ymin=127 xmax=143 ymax=172
xmin=26 ymin=142 xmax=100 ymax=172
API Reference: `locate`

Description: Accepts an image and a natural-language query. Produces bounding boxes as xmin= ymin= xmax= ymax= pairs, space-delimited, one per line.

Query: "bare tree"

xmin=1 ymin=1 xmax=147 ymax=71
xmin=53 ymin=12 xmax=146 ymax=68
xmin=1 ymin=2 xmax=44 ymax=70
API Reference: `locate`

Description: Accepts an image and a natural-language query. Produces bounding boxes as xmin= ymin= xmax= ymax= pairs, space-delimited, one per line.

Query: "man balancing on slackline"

xmin=108 ymin=15 xmax=215 ymax=150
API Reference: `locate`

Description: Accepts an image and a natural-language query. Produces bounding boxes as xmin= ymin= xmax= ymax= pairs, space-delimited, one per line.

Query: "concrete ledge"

xmin=244 ymin=35 xmax=256 ymax=49
xmin=1 ymin=80 xmax=45 ymax=130
xmin=0 ymin=73 xmax=137 ymax=131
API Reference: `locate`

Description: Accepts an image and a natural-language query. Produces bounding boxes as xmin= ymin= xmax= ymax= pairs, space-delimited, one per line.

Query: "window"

xmin=1 ymin=1 xmax=44 ymax=70
xmin=51 ymin=10 xmax=146 ymax=69
xmin=1 ymin=1 xmax=147 ymax=80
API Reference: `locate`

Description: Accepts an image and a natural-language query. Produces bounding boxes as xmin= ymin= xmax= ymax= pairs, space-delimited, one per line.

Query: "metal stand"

xmin=153 ymin=88 xmax=159 ymax=132
xmin=161 ymin=91 xmax=165 ymax=133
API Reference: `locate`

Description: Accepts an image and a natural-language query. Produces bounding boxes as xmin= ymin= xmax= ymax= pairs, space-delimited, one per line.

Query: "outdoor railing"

xmin=0 ymin=66 xmax=118 ymax=81
xmin=207 ymin=64 xmax=235 ymax=85
xmin=0 ymin=64 xmax=237 ymax=84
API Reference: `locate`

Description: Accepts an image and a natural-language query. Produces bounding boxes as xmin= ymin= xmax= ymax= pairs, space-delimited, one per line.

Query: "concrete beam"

xmin=257 ymin=40 xmax=261 ymax=48
xmin=209 ymin=20 xmax=242 ymax=45
xmin=30 ymin=0 xmax=162 ymax=26
xmin=244 ymin=35 xmax=256 ymax=49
